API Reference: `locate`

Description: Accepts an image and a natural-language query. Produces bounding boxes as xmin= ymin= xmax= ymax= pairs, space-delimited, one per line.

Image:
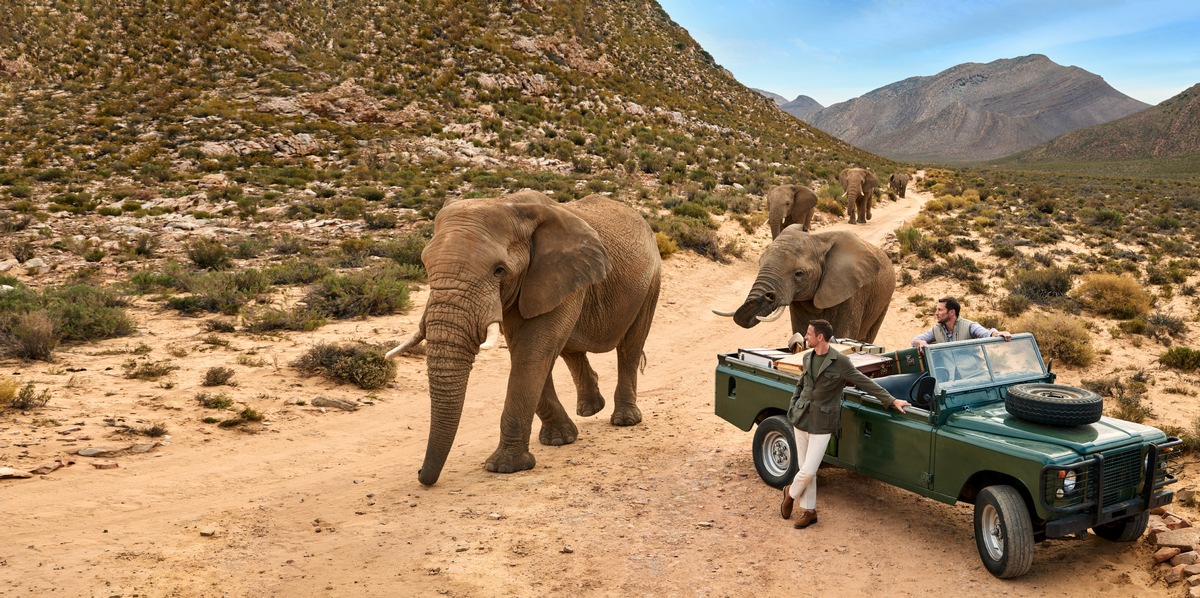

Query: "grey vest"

xmin=932 ymin=317 xmax=974 ymax=343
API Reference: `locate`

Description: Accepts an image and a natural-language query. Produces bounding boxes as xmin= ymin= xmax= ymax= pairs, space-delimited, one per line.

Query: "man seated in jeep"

xmin=912 ymin=296 xmax=1011 ymax=352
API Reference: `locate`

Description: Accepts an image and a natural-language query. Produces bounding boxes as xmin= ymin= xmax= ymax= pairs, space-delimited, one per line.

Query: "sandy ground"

xmin=1 ymin=180 xmax=1195 ymax=597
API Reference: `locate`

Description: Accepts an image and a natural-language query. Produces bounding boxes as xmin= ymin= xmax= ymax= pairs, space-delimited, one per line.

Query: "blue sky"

xmin=656 ymin=0 xmax=1200 ymax=107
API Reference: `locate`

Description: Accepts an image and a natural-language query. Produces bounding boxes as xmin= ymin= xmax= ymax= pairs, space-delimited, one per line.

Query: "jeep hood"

xmin=946 ymin=402 xmax=1167 ymax=454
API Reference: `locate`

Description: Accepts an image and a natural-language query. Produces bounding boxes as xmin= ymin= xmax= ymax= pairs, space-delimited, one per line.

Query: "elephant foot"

xmin=485 ymin=448 xmax=536 ymax=474
xmin=539 ymin=418 xmax=578 ymax=446
xmin=611 ymin=404 xmax=643 ymax=426
xmin=577 ymin=393 xmax=606 ymax=417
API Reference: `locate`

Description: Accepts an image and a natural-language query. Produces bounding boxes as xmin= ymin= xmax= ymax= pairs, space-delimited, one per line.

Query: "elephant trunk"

xmin=732 ymin=275 xmax=787 ymax=328
xmin=419 ymin=341 xmax=477 ymax=486
xmin=768 ymin=202 xmax=789 ymax=239
xmin=417 ymin=297 xmax=496 ymax=486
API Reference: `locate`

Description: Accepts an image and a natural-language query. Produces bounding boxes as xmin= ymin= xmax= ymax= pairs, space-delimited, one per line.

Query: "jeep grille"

xmin=1101 ymin=448 xmax=1143 ymax=505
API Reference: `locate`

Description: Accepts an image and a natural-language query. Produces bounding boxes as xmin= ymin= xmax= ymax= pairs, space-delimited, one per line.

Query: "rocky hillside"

xmin=0 ymin=0 xmax=885 ymax=238
xmin=997 ymin=82 xmax=1200 ymax=178
xmin=804 ymin=54 xmax=1149 ymax=163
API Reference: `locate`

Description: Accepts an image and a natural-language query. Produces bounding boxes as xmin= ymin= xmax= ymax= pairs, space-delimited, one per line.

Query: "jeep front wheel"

xmin=752 ymin=415 xmax=798 ymax=489
xmin=1005 ymin=383 xmax=1103 ymax=426
xmin=974 ymin=485 xmax=1034 ymax=578
xmin=1092 ymin=512 xmax=1150 ymax=542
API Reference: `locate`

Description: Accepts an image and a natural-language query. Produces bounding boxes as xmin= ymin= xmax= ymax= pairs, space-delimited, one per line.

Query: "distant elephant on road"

xmin=839 ymin=168 xmax=878 ymax=224
xmin=765 ymin=184 xmax=819 ymax=238
xmin=388 ymin=191 xmax=662 ymax=485
xmin=889 ymin=172 xmax=910 ymax=198
xmin=713 ymin=228 xmax=894 ymax=343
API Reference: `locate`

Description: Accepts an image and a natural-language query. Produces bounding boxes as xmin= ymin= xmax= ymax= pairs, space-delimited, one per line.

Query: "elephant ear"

xmin=813 ymin=232 xmax=882 ymax=309
xmin=517 ymin=205 xmax=612 ymax=319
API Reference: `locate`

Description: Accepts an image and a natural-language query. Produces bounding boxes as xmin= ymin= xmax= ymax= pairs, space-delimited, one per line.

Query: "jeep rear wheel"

xmin=1005 ymin=383 xmax=1103 ymax=426
xmin=752 ymin=416 xmax=798 ymax=489
xmin=974 ymin=485 xmax=1034 ymax=578
xmin=1092 ymin=511 xmax=1150 ymax=542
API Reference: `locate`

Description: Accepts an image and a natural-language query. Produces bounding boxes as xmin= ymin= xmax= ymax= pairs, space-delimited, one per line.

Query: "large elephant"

xmin=713 ymin=228 xmax=894 ymax=343
xmin=889 ymin=172 xmax=910 ymax=198
xmin=765 ymin=184 xmax=819 ymax=239
xmin=389 ymin=191 xmax=661 ymax=486
xmin=839 ymin=168 xmax=878 ymax=224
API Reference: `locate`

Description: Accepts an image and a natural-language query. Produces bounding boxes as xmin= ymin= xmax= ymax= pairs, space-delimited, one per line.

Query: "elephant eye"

xmin=794 ymin=270 xmax=804 ymax=279
xmin=493 ymin=265 xmax=506 ymax=277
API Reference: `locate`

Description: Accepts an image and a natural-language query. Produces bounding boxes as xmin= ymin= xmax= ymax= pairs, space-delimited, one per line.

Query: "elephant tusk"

xmin=385 ymin=331 xmax=424 ymax=359
xmin=756 ymin=306 xmax=786 ymax=322
xmin=479 ymin=322 xmax=501 ymax=350
xmin=711 ymin=308 xmax=737 ymax=317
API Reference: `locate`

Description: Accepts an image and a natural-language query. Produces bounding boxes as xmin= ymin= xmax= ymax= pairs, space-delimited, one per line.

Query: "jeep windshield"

xmin=926 ymin=334 xmax=1048 ymax=397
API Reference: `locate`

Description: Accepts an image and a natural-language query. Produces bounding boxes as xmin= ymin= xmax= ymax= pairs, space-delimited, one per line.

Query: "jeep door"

xmin=842 ymin=396 xmax=935 ymax=493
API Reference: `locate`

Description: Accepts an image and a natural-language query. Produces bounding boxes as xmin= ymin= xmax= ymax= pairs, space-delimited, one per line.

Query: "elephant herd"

xmin=391 ymin=170 xmax=910 ymax=485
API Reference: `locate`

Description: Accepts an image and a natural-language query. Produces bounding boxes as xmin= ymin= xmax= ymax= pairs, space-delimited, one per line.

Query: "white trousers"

xmin=788 ymin=431 xmax=831 ymax=510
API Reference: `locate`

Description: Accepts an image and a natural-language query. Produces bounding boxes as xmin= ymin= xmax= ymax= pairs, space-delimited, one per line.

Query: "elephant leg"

xmin=611 ymin=281 xmax=660 ymax=426
xmin=535 ymin=370 xmax=578 ymax=446
xmin=563 ymin=350 xmax=605 ymax=417
xmin=485 ymin=356 xmax=557 ymax=474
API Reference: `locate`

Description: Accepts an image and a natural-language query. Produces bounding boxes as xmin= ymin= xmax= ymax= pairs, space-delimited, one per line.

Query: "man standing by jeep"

xmin=912 ymin=296 xmax=1011 ymax=351
xmin=780 ymin=319 xmax=910 ymax=528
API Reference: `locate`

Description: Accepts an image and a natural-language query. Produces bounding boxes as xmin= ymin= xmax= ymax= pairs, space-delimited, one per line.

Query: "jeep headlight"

xmin=1063 ymin=469 xmax=1077 ymax=493
xmin=1055 ymin=469 xmax=1078 ymax=498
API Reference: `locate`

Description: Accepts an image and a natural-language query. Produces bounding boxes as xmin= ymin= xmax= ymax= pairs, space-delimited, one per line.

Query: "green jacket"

xmin=788 ymin=349 xmax=898 ymax=434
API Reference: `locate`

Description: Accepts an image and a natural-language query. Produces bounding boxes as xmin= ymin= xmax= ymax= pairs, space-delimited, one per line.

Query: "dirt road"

xmin=0 ymin=181 xmax=1177 ymax=596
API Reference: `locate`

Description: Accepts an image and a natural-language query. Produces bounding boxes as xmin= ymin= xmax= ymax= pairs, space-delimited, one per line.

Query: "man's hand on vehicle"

xmin=891 ymin=399 xmax=910 ymax=414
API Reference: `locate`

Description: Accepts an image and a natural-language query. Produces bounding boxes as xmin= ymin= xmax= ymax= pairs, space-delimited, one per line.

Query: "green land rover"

xmin=715 ymin=333 xmax=1180 ymax=578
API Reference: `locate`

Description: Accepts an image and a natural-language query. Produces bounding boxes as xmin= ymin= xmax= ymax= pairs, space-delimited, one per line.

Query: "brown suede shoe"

xmin=793 ymin=509 xmax=818 ymax=529
xmin=780 ymin=485 xmax=794 ymax=520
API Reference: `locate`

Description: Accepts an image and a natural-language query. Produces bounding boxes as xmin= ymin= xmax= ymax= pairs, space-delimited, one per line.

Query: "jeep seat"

xmin=873 ymin=372 xmax=935 ymax=409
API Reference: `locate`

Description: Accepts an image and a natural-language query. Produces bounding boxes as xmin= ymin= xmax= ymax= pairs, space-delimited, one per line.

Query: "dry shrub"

xmin=1014 ymin=313 xmax=1094 ymax=367
xmin=2 ymin=382 xmax=51 ymax=410
xmin=0 ymin=375 xmax=17 ymax=404
xmin=202 ymin=366 xmax=236 ymax=387
xmin=3 ymin=311 xmax=60 ymax=361
xmin=1071 ymin=273 xmax=1150 ymax=319
xmin=655 ymin=231 xmax=677 ymax=258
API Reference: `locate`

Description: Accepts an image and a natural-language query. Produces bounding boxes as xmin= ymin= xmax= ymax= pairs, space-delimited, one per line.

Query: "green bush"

xmin=1014 ymin=313 xmax=1094 ymax=367
xmin=186 ymin=238 xmax=231 ymax=270
xmin=1160 ymin=347 xmax=1200 ymax=371
xmin=196 ymin=391 xmax=234 ymax=409
xmin=244 ymin=306 xmax=327 ymax=332
xmin=292 ymin=343 xmax=396 ymax=390
xmin=1007 ymin=267 xmax=1072 ymax=304
xmin=1070 ymin=273 xmax=1149 ymax=319
xmin=303 ymin=266 xmax=412 ymax=319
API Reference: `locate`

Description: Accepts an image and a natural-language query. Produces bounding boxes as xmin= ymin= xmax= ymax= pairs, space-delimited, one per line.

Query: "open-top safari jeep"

xmin=715 ymin=333 xmax=1180 ymax=578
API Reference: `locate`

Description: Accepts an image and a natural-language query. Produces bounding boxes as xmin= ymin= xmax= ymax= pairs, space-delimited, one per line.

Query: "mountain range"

xmin=767 ymin=54 xmax=1151 ymax=163
xmin=1000 ymin=82 xmax=1200 ymax=172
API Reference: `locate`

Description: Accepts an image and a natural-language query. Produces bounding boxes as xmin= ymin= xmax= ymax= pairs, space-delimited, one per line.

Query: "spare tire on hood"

xmin=1004 ymin=383 xmax=1103 ymax=426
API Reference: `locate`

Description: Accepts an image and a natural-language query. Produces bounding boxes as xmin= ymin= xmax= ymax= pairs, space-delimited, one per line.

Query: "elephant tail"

xmin=639 ymin=351 xmax=647 ymax=375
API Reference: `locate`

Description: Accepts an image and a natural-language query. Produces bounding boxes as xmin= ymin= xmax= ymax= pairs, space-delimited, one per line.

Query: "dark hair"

xmin=808 ymin=319 xmax=834 ymax=342
xmin=939 ymin=297 xmax=961 ymax=317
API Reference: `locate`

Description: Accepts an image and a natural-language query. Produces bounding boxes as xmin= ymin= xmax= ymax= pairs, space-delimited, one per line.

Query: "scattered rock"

xmin=560 ymin=546 xmax=574 ymax=554
xmin=311 ymin=397 xmax=359 ymax=411
xmin=1155 ymin=529 xmax=1200 ymax=550
xmin=199 ymin=529 xmax=217 ymax=537
xmin=1171 ymin=551 xmax=1199 ymax=567
xmin=91 ymin=461 xmax=119 ymax=470
xmin=1166 ymin=564 xmax=1189 ymax=584
xmin=0 ymin=467 xmax=32 ymax=479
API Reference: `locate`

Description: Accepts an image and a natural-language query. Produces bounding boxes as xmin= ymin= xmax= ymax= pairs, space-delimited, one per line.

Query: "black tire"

xmin=974 ymin=485 xmax=1034 ymax=579
xmin=1005 ymin=383 xmax=1103 ymax=426
xmin=1092 ymin=511 xmax=1150 ymax=542
xmin=752 ymin=415 xmax=798 ymax=489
